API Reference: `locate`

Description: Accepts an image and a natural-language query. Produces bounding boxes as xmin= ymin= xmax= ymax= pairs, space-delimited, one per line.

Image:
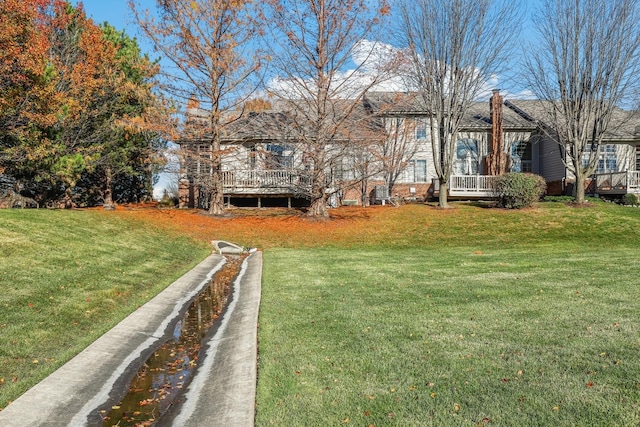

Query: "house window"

xmin=582 ymin=144 xmax=617 ymax=174
xmin=600 ymin=145 xmax=617 ymax=173
xmin=415 ymin=121 xmax=427 ymax=140
xmin=455 ymin=139 xmax=479 ymax=175
xmin=265 ymin=144 xmax=293 ymax=169
xmin=406 ymin=159 xmax=427 ymax=182
xmin=334 ymin=158 xmax=350 ymax=181
xmin=510 ymin=141 xmax=532 ymax=173
xmin=249 ymin=147 xmax=257 ymax=170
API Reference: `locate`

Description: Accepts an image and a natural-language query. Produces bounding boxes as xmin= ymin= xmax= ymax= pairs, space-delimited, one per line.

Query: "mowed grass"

xmin=2 ymin=201 xmax=640 ymax=425
xmin=0 ymin=209 xmax=210 ymax=409
xmin=254 ymin=203 xmax=640 ymax=426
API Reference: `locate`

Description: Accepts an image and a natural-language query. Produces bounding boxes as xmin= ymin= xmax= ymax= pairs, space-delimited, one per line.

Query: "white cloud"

xmin=267 ymin=39 xmax=529 ymax=101
xmin=267 ymin=39 xmax=409 ymax=98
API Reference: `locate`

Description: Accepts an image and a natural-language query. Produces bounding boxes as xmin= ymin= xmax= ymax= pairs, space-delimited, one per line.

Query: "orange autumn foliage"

xmin=0 ymin=0 xmax=63 ymax=132
xmin=98 ymin=204 xmax=468 ymax=249
xmin=102 ymin=205 xmax=395 ymax=249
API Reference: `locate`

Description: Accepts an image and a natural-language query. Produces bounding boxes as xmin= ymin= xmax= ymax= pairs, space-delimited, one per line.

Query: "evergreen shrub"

xmin=622 ymin=193 xmax=639 ymax=206
xmin=495 ymin=173 xmax=546 ymax=209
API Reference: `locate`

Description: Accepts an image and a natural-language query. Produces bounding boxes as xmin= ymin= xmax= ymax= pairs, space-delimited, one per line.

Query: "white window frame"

xmin=406 ymin=159 xmax=427 ymax=182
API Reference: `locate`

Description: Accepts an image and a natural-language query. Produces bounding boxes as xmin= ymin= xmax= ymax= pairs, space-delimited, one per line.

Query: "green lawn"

xmin=2 ymin=202 xmax=640 ymax=426
xmin=256 ymin=204 xmax=640 ymax=426
xmin=0 ymin=209 xmax=210 ymax=409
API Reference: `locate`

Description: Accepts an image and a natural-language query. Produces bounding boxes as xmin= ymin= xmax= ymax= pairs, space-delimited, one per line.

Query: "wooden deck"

xmin=449 ymin=175 xmax=498 ymax=197
xmin=222 ymin=170 xmax=310 ymax=195
xmin=222 ymin=170 xmax=501 ymax=199
xmin=431 ymin=175 xmax=498 ymax=198
xmin=594 ymin=171 xmax=640 ymax=195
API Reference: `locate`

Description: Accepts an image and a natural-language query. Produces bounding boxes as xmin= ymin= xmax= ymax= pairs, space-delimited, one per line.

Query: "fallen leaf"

xmin=586 ymin=382 xmax=594 ymax=388
xmin=454 ymin=403 xmax=461 ymax=411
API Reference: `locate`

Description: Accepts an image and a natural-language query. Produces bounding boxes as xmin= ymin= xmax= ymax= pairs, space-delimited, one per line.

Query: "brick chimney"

xmin=486 ymin=89 xmax=507 ymax=175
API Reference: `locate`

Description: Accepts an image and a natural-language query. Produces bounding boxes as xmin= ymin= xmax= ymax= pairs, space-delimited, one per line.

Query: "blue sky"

xmin=72 ymin=1 xmax=156 ymax=53
xmin=73 ymin=0 xmax=140 ymax=32
xmin=75 ymin=0 xmax=542 ymax=62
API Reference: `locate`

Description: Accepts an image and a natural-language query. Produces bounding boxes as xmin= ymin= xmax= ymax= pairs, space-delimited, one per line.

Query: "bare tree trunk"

xmin=308 ymin=168 xmax=329 ymax=217
xmin=361 ymin=178 xmax=369 ymax=206
xmin=104 ymin=166 xmax=114 ymax=208
xmin=208 ymin=150 xmax=225 ymax=215
xmin=574 ymin=171 xmax=586 ymax=204
xmin=438 ymin=179 xmax=450 ymax=209
xmin=308 ymin=197 xmax=329 ymax=217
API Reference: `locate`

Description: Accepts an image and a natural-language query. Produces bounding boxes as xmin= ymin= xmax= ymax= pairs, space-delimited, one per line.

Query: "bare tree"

xmin=129 ymin=0 xmax=263 ymax=214
xmin=263 ymin=0 xmax=394 ymax=217
xmin=398 ymin=0 xmax=520 ymax=208
xmin=525 ymin=0 xmax=640 ymax=203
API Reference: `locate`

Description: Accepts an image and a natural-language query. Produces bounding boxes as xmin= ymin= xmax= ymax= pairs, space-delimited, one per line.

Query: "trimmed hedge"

xmin=495 ymin=173 xmax=546 ymax=209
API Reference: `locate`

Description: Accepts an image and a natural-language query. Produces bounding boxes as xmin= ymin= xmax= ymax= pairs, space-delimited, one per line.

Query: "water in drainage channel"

xmin=99 ymin=254 xmax=246 ymax=426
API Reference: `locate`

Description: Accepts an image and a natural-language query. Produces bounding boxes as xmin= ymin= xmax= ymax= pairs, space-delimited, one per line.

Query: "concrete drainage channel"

xmin=0 ymin=242 xmax=262 ymax=427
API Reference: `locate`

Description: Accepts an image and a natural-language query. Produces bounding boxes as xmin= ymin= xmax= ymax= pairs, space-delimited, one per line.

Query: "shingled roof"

xmin=505 ymin=99 xmax=640 ymax=142
xmin=181 ymin=92 xmax=640 ymax=144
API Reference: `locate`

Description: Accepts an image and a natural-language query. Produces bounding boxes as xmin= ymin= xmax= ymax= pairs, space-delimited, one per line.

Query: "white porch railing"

xmin=449 ymin=175 xmax=498 ymax=196
xmin=222 ymin=170 xmax=310 ymax=192
xmin=594 ymin=171 xmax=640 ymax=194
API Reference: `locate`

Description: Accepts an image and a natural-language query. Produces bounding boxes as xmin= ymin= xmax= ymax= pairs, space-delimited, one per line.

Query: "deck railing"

xmin=450 ymin=175 xmax=498 ymax=195
xmin=594 ymin=171 xmax=640 ymax=194
xmin=222 ymin=170 xmax=310 ymax=190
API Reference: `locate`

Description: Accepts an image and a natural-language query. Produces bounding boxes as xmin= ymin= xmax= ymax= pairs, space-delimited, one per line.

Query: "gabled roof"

xmin=182 ymin=92 xmax=640 ymax=145
xmin=462 ymin=101 xmax=537 ymax=131
xmin=183 ymin=98 xmax=384 ymax=144
xmin=220 ymin=111 xmax=296 ymax=142
xmin=506 ymin=99 xmax=640 ymax=143
xmin=364 ymin=91 xmax=538 ymax=131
